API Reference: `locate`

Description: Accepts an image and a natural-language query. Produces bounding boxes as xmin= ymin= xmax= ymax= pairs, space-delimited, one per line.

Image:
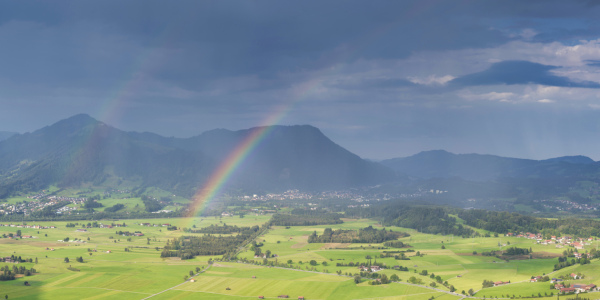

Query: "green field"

xmin=0 ymin=215 xmax=597 ymax=299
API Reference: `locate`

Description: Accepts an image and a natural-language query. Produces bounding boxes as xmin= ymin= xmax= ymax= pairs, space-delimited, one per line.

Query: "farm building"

xmin=559 ymin=287 xmax=575 ymax=294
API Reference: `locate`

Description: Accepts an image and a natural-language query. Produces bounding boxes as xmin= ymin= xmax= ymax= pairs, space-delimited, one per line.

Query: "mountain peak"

xmin=58 ymin=113 xmax=98 ymax=125
xmin=416 ymin=149 xmax=453 ymax=156
xmin=543 ymin=155 xmax=595 ymax=164
xmin=37 ymin=113 xmax=101 ymax=135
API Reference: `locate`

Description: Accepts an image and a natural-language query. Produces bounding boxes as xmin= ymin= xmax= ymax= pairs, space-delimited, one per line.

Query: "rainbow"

xmin=184 ymin=102 xmax=296 ymax=220
xmin=183 ymin=74 xmax=332 ymax=221
xmin=180 ymin=12 xmax=416 ymax=220
xmin=69 ymin=12 xmax=418 ymax=221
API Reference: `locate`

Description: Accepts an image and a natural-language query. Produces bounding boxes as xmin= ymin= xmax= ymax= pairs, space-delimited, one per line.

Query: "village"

xmin=535 ymin=198 xmax=600 ymax=212
xmin=506 ymin=232 xmax=595 ymax=249
xmin=237 ymin=189 xmax=398 ymax=203
xmin=0 ymin=195 xmax=86 ymax=215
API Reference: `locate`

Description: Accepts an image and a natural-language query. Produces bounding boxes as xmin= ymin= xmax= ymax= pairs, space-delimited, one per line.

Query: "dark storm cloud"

xmin=586 ymin=60 xmax=600 ymax=67
xmin=450 ymin=61 xmax=600 ymax=88
xmin=0 ymin=0 xmax=514 ymax=85
xmin=532 ymin=27 xmax=600 ymax=43
xmin=1 ymin=0 xmax=599 ymax=89
xmin=2 ymin=1 xmax=600 ymax=160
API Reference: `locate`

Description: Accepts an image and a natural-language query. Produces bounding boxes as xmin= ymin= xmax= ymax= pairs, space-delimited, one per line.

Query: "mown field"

xmin=0 ymin=214 xmax=597 ymax=299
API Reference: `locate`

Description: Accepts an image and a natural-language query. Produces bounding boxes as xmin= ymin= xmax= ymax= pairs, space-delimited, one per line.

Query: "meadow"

xmin=0 ymin=214 xmax=597 ymax=299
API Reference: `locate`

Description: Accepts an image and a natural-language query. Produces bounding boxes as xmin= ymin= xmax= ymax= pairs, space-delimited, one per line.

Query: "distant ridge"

xmin=542 ymin=155 xmax=595 ymax=164
xmin=0 ymin=131 xmax=17 ymax=142
xmin=381 ymin=150 xmax=599 ymax=181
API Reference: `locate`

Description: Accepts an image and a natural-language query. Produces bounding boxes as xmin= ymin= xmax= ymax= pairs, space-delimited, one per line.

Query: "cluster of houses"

xmin=257 ymin=295 xmax=304 ymax=299
xmin=529 ymin=276 xmax=546 ymax=282
xmin=530 ymin=273 xmax=583 ymax=284
xmin=140 ymin=223 xmax=171 ymax=227
xmin=0 ymin=197 xmax=83 ymax=215
xmin=51 ymin=196 xmax=87 ymax=215
xmin=359 ymin=265 xmax=381 ymax=272
xmin=98 ymin=224 xmax=119 ymax=229
xmin=554 ymin=283 xmax=596 ymax=294
xmin=98 ymin=223 xmax=126 ymax=229
xmin=27 ymin=192 xmax=48 ymax=200
xmin=493 ymin=281 xmax=510 ymax=287
xmin=536 ymin=198 xmax=600 ymax=212
xmin=116 ymin=231 xmax=144 ymax=237
xmin=56 ymin=205 xmax=77 ymax=214
xmin=1 ymin=257 xmax=21 ymax=264
xmin=236 ymin=189 xmax=394 ymax=203
xmin=58 ymin=239 xmax=86 ymax=243
xmin=0 ymin=224 xmax=57 ymax=239
xmin=254 ymin=254 xmax=279 ymax=259
xmin=506 ymin=232 xmax=593 ymax=249
xmin=248 ymin=189 xmax=314 ymax=201
xmin=0 ymin=224 xmax=55 ymax=229
xmin=574 ymin=252 xmax=593 ymax=259
xmin=47 ymin=196 xmax=87 ymax=202
xmin=543 ymin=273 xmax=599 ymax=294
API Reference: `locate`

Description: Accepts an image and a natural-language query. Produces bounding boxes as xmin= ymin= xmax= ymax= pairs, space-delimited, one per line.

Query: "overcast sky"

xmin=2 ymin=1 xmax=600 ymax=160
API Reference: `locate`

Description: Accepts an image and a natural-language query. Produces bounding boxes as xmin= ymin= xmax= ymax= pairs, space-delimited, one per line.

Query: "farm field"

xmin=0 ymin=215 xmax=597 ymax=299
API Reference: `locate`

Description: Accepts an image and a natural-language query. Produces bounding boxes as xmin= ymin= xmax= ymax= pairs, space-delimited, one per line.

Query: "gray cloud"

xmin=329 ymin=78 xmax=416 ymax=90
xmin=450 ymin=61 xmax=600 ymax=88
xmin=586 ymin=60 xmax=600 ymax=67
xmin=1 ymin=1 xmax=600 ymax=160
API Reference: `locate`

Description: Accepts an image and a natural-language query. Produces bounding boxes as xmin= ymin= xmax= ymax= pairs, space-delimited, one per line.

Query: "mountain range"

xmin=0 ymin=114 xmax=394 ymax=198
xmin=1 ymin=114 xmax=600 ymax=205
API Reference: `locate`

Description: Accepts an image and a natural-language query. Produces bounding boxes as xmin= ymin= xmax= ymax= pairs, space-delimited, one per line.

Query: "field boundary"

xmin=140 ymin=264 xmax=211 ymax=299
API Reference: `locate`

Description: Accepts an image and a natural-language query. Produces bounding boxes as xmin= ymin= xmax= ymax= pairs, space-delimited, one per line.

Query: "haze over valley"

xmin=2 ymin=114 xmax=600 ymax=217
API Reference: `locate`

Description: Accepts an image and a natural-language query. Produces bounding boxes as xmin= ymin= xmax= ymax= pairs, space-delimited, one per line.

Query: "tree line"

xmin=183 ymin=224 xmax=244 ymax=234
xmin=345 ymin=204 xmax=475 ymax=236
xmin=161 ymin=224 xmax=265 ymax=260
xmin=271 ymin=209 xmax=343 ymax=226
xmin=308 ymin=226 xmax=408 ymax=244
xmin=0 ymin=265 xmax=37 ymax=281
xmin=344 ymin=201 xmax=600 ymax=238
xmin=457 ymin=209 xmax=600 ymax=237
